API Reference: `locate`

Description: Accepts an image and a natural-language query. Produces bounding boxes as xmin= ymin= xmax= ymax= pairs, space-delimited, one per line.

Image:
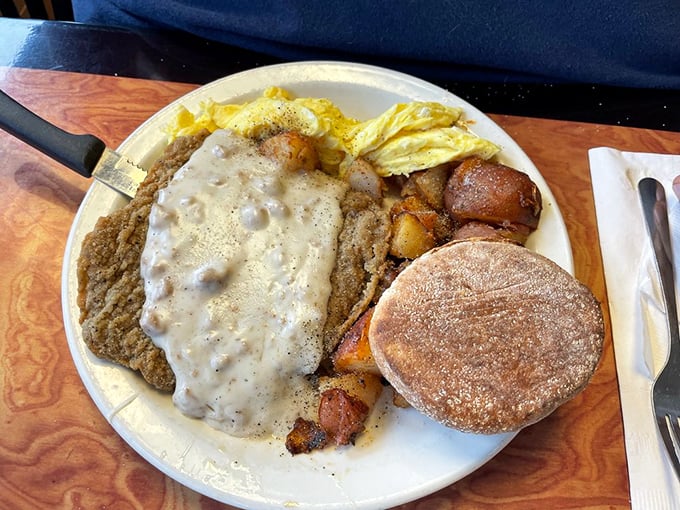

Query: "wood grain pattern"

xmin=2 ymin=66 xmax=678 ymax=509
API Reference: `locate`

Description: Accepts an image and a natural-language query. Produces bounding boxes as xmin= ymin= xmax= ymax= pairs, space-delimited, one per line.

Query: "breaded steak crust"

xmin=323 ymin=190 xmax=391 ymax=355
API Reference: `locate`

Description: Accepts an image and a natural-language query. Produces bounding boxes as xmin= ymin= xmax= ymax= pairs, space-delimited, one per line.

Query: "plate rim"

xmin=61 ymin=60 xmax=571 ymax=509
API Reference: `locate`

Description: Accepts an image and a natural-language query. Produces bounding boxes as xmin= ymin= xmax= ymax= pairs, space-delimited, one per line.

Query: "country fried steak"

xmin=77 ymin=131 xmax=210 ymax=391
xmin=76 ymin=131 xmax=390 ymax=391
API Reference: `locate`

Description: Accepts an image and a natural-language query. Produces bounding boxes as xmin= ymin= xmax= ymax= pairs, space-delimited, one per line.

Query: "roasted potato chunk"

xmin=285 ymin=417 xmax=328 ymax=455
xmin=444 ymin=157 xmax=542 ymax=232
xmin=318 ymin=388 xmax=369 ymax=445
xmin=390 ymin=195 xmax=439 ymax=231
xmin=453 ymin=221 xmax=529 ymax=244
xmin=345 ymin=158 xmax=385 ymax=200
xmin=390 ymin=193 xmax=455 ymax=246
xmin=318 ymin=372 xmax=383 ymax=410
xmin=412 ymin=164 xmax=451 ymax=211
xmin=333 ymin=308 xmax=380 ymax=375
xmin=258 ymin=131 xmax=320 ymax=173
xmin=389 ymin=212 xmax=436 ymax=259
xmin=318 ymin=372 xmax=382 ymax=447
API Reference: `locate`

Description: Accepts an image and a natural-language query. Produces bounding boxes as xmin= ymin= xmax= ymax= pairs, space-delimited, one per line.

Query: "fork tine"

xmin=658 ymin=414 xmax=680 ymax=479
xmin=668 ymin=414 xmax=680 ymax=446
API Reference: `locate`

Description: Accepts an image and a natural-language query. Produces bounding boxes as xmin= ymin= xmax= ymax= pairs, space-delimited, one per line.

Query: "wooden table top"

xmin=2 ymin=65 xmax=680 ymax=509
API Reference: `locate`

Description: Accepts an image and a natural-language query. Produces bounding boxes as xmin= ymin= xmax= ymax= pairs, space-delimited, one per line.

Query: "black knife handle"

xmin=0 ymin=89 xmax=105 ymax=178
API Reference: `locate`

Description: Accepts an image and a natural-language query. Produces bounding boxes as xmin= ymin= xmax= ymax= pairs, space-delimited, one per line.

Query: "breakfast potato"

xmin=412 ymin=164 xmax=451 ymax=211
xmin=453 ymin=220 xmax=530 ymax=244
xmin=286 ymin=417 xmax=328 ymax=455
xmin=389 ymin=211 xmax=436 ymax=259
xmin=391 ymin=186 xmax=455 ymax=245
xmin=390 ymin=195 xmax=439 ymax=231
xmin=318 ymin=372 xmax=383 ymax=445
xmin=286 ymin=372 xmax=383 ymax=453
xmin=332 ymin=307 xmax=380 ymax=375
xmin=389 ymin=195 xmax=442 ymax=259
xmin=345 ymin=158 xmax=385 ymax=200
xmin=443 ymin=157 xmax=542 ymax=232
xmin=318 ymin=372 xmax=383 ymax=410
xmin=318 ymin=388 xmax=369 ymax=445
xmin=258 ymin=131 xmax=320 ymax=173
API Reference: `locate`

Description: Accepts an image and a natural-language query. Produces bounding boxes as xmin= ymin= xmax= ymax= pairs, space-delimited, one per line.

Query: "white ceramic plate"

xmin=62 ymin=61 xmax=572 ymax=509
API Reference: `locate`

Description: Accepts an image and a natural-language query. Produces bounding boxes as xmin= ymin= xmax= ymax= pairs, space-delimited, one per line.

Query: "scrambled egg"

xmin=164 ymin=86 xmax=499 ymax=177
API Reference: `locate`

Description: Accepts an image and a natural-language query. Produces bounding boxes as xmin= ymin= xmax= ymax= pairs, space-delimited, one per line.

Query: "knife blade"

xmin=0 ymin=89 xmax=145 ymax=199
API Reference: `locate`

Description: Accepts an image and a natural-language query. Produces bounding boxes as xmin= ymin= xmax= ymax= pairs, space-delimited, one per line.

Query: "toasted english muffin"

xmin=368 ymin=240 xmax=604 ymax=434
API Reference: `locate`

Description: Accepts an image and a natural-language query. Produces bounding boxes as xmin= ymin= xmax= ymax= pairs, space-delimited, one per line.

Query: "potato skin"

xmin=258 ymin=131 xmax=320 ymax=173
xmin=443 ymin=157 xmax=542 ymax=231
xmin=452 ymin=220 xmax=529 ymax=244
xmin=318 ymin=388 xmax=369 ymax=445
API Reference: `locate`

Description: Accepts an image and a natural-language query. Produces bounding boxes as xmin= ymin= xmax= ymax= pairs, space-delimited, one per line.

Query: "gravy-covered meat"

xmin=77 ymin=130 xmax=390 ymax=399
xmin=77 ymin=131 xmax=210 ymax=391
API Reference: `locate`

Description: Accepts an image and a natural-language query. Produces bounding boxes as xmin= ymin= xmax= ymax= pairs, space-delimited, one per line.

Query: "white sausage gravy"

xmin=140 ymin=129 xmax=348 ymax=437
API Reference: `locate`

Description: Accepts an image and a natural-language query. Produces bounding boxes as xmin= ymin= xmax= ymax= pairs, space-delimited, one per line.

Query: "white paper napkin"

xmin=589 ymin=147 xmax=680 ymax=510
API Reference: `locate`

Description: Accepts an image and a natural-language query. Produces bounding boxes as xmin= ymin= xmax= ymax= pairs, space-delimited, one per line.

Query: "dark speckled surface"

xmin=2 ymin=18 xmax=678 ymax=132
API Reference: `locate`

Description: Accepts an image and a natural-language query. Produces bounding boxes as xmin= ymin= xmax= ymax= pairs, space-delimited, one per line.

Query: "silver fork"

xmin=639 ymin=176 xmax=680 ymax=480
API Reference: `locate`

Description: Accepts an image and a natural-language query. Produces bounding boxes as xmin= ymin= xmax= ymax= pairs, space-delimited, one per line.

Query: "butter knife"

xmin=0 ymin=90 xmax=145 ymax=199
